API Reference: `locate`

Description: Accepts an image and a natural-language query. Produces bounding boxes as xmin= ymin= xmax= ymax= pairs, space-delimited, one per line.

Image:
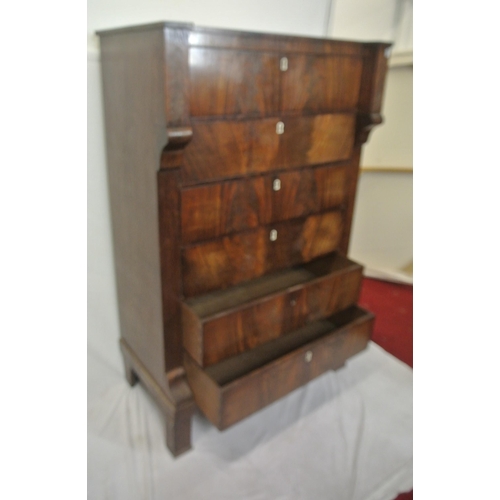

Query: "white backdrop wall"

xmin=328 ymin=0 xmax=413 ymax=51
xmin=348 ymin=65 xmax=413 ymax=272
xmin=362 ymin=67 xmax=413 ymax=169
xmin=329 ymin=0 xmax=398 ymax=42
xmin=88 ymin=0 xmax=332 ymax=48
xmin=349 ymin=171 xmax=413 ymax=270
xmin=329 ymin=0 xmax=413 ymax=272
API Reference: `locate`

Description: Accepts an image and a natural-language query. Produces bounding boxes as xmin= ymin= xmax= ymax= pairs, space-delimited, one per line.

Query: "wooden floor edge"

xmin=360 ymin=166 xmax=413 ymax=173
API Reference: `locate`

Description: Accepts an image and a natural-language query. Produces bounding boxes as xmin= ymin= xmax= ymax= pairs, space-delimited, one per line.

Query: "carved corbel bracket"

xmin=355 ymin=112 xmax=383 ymax=145
xmin=166 ymin=366 xmax=193 ymax=404
xmin=160 ymin=126 xmax=193 ymax=169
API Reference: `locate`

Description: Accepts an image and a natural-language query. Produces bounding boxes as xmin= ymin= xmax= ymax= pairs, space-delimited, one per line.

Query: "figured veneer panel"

xmin=184 ymin=306 xmax=374 ymax=429
xmin=287 ymin=114 xmax=355 ymax=167
xmin=314 ymin=164 xmax=349 ymax=210
xmin=180 ymin=164 xmax=348 ymax=244
xmin=189 ymin=48 xmax=279 ymax=116
xmin=281 ymin=54 xmax=363 ymax=113
xmin=183 ymin=253 xmax=363 ymax=366
xmin=248 ymin=117 xmax=281 ymax=173
xmin=180 ymin=180 xmax=260 ymax=244
xmin=183 ymin=114 xmax=355 ymax=184
xmin=251 ymin=114 xmax=356 ymax=173
xmin=183 ymin=120 xmax=251 ymax=182
xmin=258 ymin=168 xmax=317 ymax=222
xmin=181 ymin=211 xmax=344 ymax=297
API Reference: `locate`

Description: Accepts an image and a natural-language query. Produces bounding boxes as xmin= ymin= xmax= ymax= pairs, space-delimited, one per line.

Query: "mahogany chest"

xmin=97 ymin=22 xmax=390 ymax=456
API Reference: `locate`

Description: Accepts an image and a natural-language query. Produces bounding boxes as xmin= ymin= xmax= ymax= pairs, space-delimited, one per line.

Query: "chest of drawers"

xmin=98 ymin=22 xmax=390 ymax=456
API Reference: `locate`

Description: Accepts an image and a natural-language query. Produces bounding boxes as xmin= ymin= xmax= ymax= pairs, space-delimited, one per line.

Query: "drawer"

xmin=183 ymin=252 xmax=363 ymax=366
xmin=188 ymin=48 xmax=363 ymax=117
xmin=180 ymin=164 xmax=348 ymax=244
xmin=184 ymin=306 xmax=374 ymax=430
xmin=182 ymin=114 xmax=355 ymax=184
xmin=189 ymin=48 xmax=280 ymax=117
xmin=281 ymin=54 xmax=363 ymax=113
xmin=182 ymin=211 xmax=344 ymax=297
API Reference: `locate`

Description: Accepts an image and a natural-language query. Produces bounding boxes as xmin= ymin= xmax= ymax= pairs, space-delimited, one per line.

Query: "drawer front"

xmin=189 ymin=49 xmax=363 ymax=116
xmin=189 ymin=48 xmax=280 ymax=117
xmin=184 ymin=306 xmax=374 ymax=429
xmin=183 ymin=253 xmax=363 ymax=366
xmin=180 ymin=164 xmax=348 ymax=244
xmin=182 ymin=211 xmax=344 ymax=297
xmin=281 ymin=54 xmax=363 ymax=113
xmin=272 ymin=114 xmax=355 ymax=170
xmin=183 ymin=114 xmax=355 ymax=184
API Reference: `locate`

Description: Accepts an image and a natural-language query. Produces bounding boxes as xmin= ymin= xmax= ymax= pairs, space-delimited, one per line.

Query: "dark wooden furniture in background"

xmin=98 ymin=22 xmax=390 ymax=456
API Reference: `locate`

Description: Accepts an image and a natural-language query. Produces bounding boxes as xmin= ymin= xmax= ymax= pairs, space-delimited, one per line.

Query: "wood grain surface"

xmin=182 ymin=211 xmax=345 ymax=297
xmin=189 ymin=48 xmax=279 ymax=116
xmin=183 ymin=253 xmax=363 ymax=366
xmin=184 ymin=306 xmax=374 ymax=429
xmin=281 ymin=54 xmax=362 ymax=113
xmin=183 ymin=114 xmax=355 ymax=183
xmin=180 ymin=164 xmax=348 ymax=244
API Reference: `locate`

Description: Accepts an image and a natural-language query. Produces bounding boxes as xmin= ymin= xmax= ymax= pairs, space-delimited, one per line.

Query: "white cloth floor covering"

xmin=88 ymin=341 xmax=412 ymax=500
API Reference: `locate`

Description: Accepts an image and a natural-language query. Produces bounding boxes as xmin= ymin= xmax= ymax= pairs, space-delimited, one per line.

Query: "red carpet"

xmin=393 ymin=492 xmax=413 ymax=500
xmin=358 ymin=277 xmax=413 ymax=500
xmin=359 ymin=278 xmax=413 ymax=368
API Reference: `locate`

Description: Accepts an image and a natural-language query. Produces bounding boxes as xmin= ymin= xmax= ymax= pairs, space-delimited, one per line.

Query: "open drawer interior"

xmin=182 ymin=252 xmax=364 ymax=366
xmin=185 ymin=252 xmax=360 ymax=317
xmin=184 ymin=306 xmax=374 ymax=429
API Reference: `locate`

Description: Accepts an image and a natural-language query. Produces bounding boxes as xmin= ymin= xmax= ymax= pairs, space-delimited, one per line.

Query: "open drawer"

xmin=182 ymin=252 xmax=363 ymax=366
xmin=184 ymin=306 xmax=374 ymax=430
